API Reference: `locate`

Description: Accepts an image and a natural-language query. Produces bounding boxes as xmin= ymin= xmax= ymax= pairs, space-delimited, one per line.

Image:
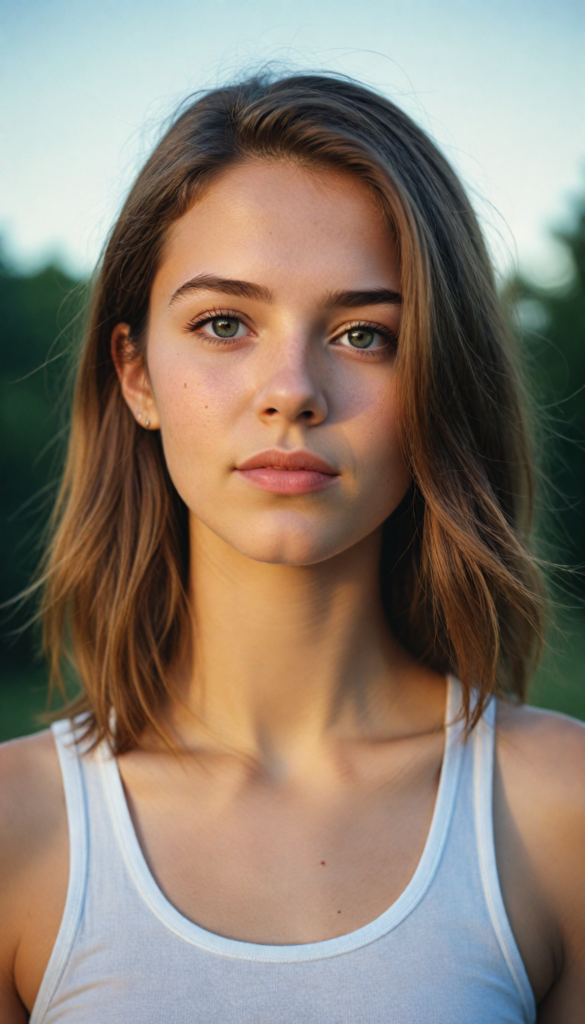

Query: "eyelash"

xmin=184 ymin=309 xmax=398 ymax=355
xmin=332 ymin=320 xmax=398 ymax=356
xmin=184 ymin=309 xmax=250 ymax=344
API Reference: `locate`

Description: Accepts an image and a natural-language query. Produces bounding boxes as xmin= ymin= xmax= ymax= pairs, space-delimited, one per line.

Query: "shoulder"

xmin=0 ymin=729 xmax=66 ymax=858
xmin=0 ymin=727 xmax=67 ymax=907
xmin=494 ymin=701 xmax=585 ymax=1007
xmin=496 ymin=700 xmax=585 ymax=810
xmin=495 ymin=701 xmax=585 ymax=872
xmin=0 ymin=730 xmax=68 ymax=1017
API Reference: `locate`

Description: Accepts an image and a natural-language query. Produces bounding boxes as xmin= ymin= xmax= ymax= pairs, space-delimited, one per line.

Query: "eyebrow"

xmin=169 ymin=275 xmax=402 ymax=308
xmin=169 ymin=275 xmax=272 ymax=305
xmin=323 ymin=288 xmax=402 ymax=308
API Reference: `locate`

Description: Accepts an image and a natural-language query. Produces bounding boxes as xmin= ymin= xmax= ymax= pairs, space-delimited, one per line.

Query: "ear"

xmin=111 ymin=323 xmax=161 ymax=430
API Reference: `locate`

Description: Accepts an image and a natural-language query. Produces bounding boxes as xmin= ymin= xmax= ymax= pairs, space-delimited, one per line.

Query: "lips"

xmin=235 ymin=449 xmax=339 ymax=495
xmin=237 ymin=449 xmax=338 ymax=474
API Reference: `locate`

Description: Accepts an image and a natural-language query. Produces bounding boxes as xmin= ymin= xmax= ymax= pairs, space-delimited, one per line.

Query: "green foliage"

xmin=0 ymin=254 xmax=85 ymax=670
xmin=504 ymin=198 xmax=585 ymax=595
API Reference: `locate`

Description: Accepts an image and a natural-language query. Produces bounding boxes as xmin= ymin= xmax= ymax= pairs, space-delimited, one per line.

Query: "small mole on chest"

xmin=320 ymin=860 xmax=326 ymax=865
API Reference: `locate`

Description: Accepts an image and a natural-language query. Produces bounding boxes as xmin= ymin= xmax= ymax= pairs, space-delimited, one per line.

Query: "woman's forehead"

xmin=154 ymin=160 xmax=400 ymax=308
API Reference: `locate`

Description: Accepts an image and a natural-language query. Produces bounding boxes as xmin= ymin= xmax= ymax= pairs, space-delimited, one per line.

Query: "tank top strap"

xmin=30 ymin=720 xmax=90 ymax=1024
xmin=471 ymin=695 xmax=535 ymax=1019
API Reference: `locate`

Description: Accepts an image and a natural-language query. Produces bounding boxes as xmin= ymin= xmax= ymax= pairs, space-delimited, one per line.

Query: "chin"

xmin=227 ymin=515 xmax=351 ymax=567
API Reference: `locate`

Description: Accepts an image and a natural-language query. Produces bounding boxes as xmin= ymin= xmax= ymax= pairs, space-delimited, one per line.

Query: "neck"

xmin=169 ymin=517 xmax=441 ymax=768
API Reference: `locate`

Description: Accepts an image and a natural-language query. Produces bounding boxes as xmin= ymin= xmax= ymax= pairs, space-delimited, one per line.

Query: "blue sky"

xmin=1 ymin=0 xmax=583 ymax=283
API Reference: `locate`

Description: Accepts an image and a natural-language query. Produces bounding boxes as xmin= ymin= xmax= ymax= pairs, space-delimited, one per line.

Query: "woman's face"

xmin=117 ymin=160 xmax=411 ymax=565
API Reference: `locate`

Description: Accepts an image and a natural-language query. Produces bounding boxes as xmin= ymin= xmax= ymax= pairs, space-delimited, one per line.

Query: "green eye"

xmin=347 ymin=327 xmax=375 ymax=349
xmin=211 ymin=317 xmax=239 ymax=338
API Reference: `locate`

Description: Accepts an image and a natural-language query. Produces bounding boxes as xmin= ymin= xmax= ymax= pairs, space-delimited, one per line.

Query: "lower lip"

xmin=236 ymin=468 xmax=339 ymax=495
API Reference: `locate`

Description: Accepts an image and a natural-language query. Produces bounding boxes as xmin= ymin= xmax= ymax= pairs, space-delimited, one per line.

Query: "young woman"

xmin=0 ymin=74 xmax=583 ymax=1023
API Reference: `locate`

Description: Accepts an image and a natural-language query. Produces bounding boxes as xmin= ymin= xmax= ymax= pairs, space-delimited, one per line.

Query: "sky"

xmin=0 ymin=0 xmax=583 ymax=285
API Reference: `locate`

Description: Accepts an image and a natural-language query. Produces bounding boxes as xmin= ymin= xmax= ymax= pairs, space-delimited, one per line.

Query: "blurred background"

xmin=1 ymin=0 xmax=584 ymax=740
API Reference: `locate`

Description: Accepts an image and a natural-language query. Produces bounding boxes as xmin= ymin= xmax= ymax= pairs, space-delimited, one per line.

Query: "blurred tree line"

xmin=1 ymin=256 xmax=85 ymax=674
xmin=1 ymin=194 xmax=584 ymax=730
xmin=503 ymin=199 xmax=585 ymax=590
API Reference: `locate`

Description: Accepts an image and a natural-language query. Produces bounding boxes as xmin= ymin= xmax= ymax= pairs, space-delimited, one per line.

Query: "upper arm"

xmin=495 ymin=702 xmax=585 ymax=1019
xmin=0 ymin=731 xmax=68 ymax=1018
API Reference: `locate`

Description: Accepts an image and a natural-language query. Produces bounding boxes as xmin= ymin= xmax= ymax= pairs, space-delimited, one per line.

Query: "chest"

xmin=118 ymin=743 xmax=443 ymax=944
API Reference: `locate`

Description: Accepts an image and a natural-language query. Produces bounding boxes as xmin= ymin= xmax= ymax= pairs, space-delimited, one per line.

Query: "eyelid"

xmin=184 ymin=308 xmax=255 ymax=335
xmin=331 ymin=319 xmax=398 ymax=347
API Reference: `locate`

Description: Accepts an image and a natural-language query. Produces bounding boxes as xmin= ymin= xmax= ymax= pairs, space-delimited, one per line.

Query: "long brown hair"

xmin=40 ymin=73 xmax=545 ymax=751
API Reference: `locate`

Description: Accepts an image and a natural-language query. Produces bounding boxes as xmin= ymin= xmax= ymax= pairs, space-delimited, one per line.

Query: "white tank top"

xmin=31 ymin=677 xmax=536 ymax=1023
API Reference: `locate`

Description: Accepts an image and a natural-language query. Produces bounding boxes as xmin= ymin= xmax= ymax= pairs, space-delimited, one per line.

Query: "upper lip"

xmin=236 ymin=449 xmax=339 ymax=474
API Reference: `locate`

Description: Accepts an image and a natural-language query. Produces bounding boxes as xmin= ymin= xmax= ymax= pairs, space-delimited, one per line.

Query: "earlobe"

xmin=110 ymin=322 xmax=161 ymax=430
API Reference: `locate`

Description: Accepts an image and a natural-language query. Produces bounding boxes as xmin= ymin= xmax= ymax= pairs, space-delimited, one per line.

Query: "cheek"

xmin=349 ymin=376 xmax=410 ymax=508
xmin=147 ymin=350 xmax=243 ymax=498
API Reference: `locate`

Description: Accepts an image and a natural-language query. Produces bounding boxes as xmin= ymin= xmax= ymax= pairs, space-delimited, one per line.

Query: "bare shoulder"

xmin=0 ymin=729 xmax=65 ymax=862
xmin=0 ymin=728 xmax=67 ymax=916
xmin=0 ymin=730 xmax=68 ymax=1021
xmin=495 ymin=701 xmax=585 ymax=1015
xmin=497 ymin=700 xmax=585 ymax=804
xmin=496 ymin=700 xmax=585 ymax=878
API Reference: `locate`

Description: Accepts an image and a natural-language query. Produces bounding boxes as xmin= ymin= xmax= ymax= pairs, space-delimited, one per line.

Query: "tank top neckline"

xmin=95 ymin=674 xmax=466 ymax=963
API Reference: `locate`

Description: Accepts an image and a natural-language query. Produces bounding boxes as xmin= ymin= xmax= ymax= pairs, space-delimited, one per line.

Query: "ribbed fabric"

xmin=31 ymin=678 xmax=536 ymax=1023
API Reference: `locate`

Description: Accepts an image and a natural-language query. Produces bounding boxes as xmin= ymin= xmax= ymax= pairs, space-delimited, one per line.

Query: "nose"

xmin=253 ymin=345 xmax=328 ymax=427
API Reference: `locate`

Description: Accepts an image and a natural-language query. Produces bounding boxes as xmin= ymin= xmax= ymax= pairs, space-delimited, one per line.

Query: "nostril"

xmin=266 ymin=408 xmax=277 ymax=415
